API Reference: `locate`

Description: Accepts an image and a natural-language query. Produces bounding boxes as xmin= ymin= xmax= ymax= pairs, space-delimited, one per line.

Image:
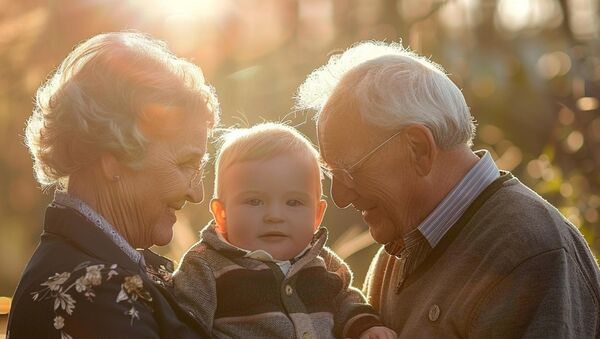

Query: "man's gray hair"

xmin=295 ymin=41 xmax=475 ymax=148
xmin=25 ymin=31 xmax=220 ymax=187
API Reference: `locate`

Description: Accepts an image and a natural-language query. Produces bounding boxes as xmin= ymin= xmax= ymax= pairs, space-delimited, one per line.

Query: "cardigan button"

xmin=285 ymin=284 xmax=293 ymax=296
xmin=302 ymin=331 xmax=312 ymax=339
xmin=428 ymin=304 xmax=440 ymax=322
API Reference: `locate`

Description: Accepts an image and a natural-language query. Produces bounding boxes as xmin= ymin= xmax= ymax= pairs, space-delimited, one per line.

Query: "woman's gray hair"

xmin=295 ymin=41 xmax=475 ymax=149
xmin=25 ymin=31 xmax=220 ymax=188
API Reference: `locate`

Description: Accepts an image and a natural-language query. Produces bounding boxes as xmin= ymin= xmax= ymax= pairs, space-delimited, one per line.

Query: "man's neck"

xmin=431 ymin=146 xmax=479 ymax=201
xmin=412 ymin=146 xmax=479 ymax=229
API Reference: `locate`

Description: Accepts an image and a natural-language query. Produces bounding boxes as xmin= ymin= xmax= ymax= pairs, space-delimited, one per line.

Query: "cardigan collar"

xmin=43 ymin=204 xmax=144 ymax=273
xmin=43 ymin=204 xmax=175 ymax=280
xmin=53 ymin=191 xmax=142 ymax=265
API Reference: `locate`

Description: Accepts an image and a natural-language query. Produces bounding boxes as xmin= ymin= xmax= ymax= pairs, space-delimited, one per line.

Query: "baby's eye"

xmin=245 ymin=198 xmax=263 ymax=206
xmin=287 ymin=199 xmax=305 ymax=207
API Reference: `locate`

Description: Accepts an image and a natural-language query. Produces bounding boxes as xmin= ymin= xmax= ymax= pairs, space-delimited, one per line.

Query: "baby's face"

xmin=213 ymin=154 xmax=326 ymax=260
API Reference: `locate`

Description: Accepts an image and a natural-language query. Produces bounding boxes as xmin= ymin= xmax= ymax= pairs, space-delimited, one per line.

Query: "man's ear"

xmin=313 ymin=200 xmax=328 ymax=231
xmin=100 ymin=152 xmax=123 ymax=182
xmin=210 ymin=199 xmax=227 ymax=233
xmin=404 ymin=125 xmax=436 ymax=177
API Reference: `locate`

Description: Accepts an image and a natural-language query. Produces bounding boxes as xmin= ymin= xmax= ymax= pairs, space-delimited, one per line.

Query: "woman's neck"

xmin=67 ymin=167 xmax=146 ymax=248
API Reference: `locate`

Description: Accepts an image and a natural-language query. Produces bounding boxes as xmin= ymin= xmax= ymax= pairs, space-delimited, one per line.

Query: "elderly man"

xmin=296 ymin=41 xmax=600 ymax=338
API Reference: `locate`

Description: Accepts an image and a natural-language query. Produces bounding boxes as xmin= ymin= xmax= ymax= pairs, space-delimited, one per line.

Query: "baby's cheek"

xmin=226 ymin=224 xmax=250 ymax=246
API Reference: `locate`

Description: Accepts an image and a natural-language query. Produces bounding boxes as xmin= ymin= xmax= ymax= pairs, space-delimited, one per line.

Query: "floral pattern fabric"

xmin=31 ymin=261 xmax=153 ymax=339
xmin=7 ymin=205 xmax=210 ymax=338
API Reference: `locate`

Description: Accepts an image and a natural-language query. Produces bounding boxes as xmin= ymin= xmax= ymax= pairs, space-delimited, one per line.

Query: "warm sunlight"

xmin=151 ymin=0 xmax=227 ymax=19
xmin=2 ymin=1 xmax=600 ymax=337
xmin=127 ymin=0 xmax=229 ymax=30
xmin=495 ymin=0 xmax=563 ymax=33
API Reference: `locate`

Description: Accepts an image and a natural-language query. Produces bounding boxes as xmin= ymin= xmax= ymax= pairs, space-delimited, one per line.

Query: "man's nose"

xmin=331 ymin=176 xmax=358 ymax=208
xmin=186 ymin=182 xmax=204 ymax=204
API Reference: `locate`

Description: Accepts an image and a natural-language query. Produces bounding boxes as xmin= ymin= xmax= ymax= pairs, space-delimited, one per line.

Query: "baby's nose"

xmin=263 ymin=205 xmax=284 ymax=223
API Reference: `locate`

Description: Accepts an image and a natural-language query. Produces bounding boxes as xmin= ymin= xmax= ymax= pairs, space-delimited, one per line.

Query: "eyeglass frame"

xmin=319 ymin=129 xmax=404 ymax=188
xmin=189 ymin=153 xmax=210 ymax=188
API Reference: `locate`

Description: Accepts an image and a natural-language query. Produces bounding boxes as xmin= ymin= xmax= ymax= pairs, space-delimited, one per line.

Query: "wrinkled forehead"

xmin=317 ymin=106 xmax=377 ymax=168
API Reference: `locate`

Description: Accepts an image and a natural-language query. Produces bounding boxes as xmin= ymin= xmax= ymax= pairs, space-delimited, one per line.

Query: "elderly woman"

xmin=7 ymin=32 xmax=218 ymax=338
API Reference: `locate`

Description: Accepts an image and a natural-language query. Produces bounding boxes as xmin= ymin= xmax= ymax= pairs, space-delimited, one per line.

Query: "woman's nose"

xmin=331 ymin=176 xmax=358 ymax=208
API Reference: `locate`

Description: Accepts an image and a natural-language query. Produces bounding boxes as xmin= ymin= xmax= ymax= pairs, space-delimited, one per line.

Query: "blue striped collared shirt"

xmin=385 ymin=150 xmax=500 ymax=292
xmin=417 ymin=149 xmax=500 ymax=248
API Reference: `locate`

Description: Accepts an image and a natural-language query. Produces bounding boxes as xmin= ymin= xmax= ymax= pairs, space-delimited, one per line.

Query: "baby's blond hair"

xmin=214 ymin=122 xmax=322 ymax=199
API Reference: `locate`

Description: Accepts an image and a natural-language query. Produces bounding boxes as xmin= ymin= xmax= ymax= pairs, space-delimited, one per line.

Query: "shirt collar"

xmin=417 ymin=150 xmax=499 ymax=247
xmin=53 ymin=190 xmax=143 ymax=266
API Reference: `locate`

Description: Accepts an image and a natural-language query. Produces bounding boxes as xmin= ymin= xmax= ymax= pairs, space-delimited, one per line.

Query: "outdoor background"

xmin=1 ymin=0 xmax=599 ymax=332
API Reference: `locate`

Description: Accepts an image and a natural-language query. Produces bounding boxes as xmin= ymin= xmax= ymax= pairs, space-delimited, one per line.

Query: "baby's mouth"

xmin=259 ymin=232 xmax=288 ymax=241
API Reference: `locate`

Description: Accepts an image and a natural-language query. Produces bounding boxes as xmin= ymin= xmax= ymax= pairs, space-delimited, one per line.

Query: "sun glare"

xmin=158 ymin=0 xmax=225 ymax=18
xmin=495 ymin=0 xmax=563 ymax=33
xmin=134 ymin=0 xmax=228 ymax=22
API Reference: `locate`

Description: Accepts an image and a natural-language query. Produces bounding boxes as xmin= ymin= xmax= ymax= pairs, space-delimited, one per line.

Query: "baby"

xmin=174 ymin=123 xmax=396 ymax=339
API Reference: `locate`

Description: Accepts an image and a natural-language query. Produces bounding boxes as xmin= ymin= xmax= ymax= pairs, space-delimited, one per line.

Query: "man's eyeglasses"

xmin=189 ymin=153 xmax=210 ymax=188
xmin=320 ymin=129 xmax=404 ymax=188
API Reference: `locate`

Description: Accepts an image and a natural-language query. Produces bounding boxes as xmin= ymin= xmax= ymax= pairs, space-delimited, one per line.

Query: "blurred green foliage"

xmin=1 ymin=0 xmax=598 ymax=301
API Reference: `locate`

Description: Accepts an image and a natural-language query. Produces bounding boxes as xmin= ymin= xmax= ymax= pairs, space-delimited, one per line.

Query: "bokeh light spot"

xmin=558 ymin=106 xmax=575 ymax=125
xmin=564 ymin=130 xmax=584 ymax=153
xmin=576 ymin=97 xmax=599 ymax=111
xmin=560 ymin=182 xmax=573 ymax=197
xmin=569 ymin=0 xmax=598 ymax=40
xmin=496 ymin=0 xmax=563 ymax=33
xmin=536 ymin=51 xmax=571 ymax=79
xmin=527 ymin=159 xmax=544 ymax=179
xmin=589 ymin=195 xmax=600 ymax=208
xmin=0 ymin=296 xmax=10 ymax=314
xmin=585 ymin=208 xmax=598 ymax=223
xmin=542 ymin=167 xmax=556 ymax=181
xmin=495 ymin=145 xmax=523 ymax=171
xmin=479 ymin=124 xmax=504 ymax=145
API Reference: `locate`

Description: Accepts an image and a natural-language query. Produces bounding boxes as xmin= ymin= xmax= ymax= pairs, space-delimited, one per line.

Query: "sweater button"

xmin=428 ymin=304 xmax=440 ymax=322
xmin=302 ymin=332 xmax=312 ymax=339
xmin=285 ymin=284 xmax=293 ymax=296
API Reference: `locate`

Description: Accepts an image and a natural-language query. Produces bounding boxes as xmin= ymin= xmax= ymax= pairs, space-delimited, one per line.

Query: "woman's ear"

xmin=210 ymin=199 xmax=227 ymax=233
xmin=100 ymin=152 xmax=123 ymax=183
xmin=404 ymin=125 xmax=437 ymax=177
xmin=313 ymin=200 xmax=328 ymax=231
